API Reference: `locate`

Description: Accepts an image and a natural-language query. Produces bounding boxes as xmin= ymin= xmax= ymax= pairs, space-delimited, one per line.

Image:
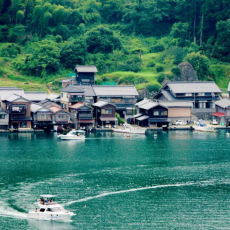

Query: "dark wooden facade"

xmin=94 ymin=104 xmax=117 ymax=126
xmin=138 ymin=105 xmax=169 ymax=127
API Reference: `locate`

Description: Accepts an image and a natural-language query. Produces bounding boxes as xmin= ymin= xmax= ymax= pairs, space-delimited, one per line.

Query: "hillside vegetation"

xmin=0 ymin=0 xmax=230 ymax=92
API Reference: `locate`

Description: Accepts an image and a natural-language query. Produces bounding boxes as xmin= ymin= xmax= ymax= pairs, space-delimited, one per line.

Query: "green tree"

xmin=60 ymin=38 xmax=87 ymax=69
xmin=185 ymin=52 xmax=210 ymax=80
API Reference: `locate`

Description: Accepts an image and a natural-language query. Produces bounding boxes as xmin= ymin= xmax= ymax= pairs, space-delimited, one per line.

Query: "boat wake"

xmin=0 ymin=207 xmax=28 ymax=219
xmin=66 ymin=181 xmax=197 ymax=205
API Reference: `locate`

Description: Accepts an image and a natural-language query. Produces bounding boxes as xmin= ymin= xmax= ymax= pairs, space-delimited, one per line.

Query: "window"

xmin=11 ymin=106 xmax=26 ymax=114
xmin=102 ymin=109 xmax=112 ymax=114
xmin=125 ymin=98 xmax=133 ymax=103
xmin=0 ymin=114 xmax=5 ymax=119
xmin=154 ymin=111 xmax=159 ymax=115
xmin=198 ymin=93 xmax=205 ymax=96
xmin=111 ymin=98 xmax=122 ymax=103
xmin=61 ymin=93 xmax=63 ymax=97
xmin=185 ymin=93 xmax=192 ymax=96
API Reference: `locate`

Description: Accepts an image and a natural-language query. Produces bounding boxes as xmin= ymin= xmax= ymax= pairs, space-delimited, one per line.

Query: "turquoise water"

xmin=1 ymin=130 xmax=230 ymax=229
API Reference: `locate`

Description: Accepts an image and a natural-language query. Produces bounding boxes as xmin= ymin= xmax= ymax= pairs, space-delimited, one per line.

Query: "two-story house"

xmin=93 ymin=101 xmax=117 ymax=127
xmin=69 ymin=102 xmax=94 ymax=128
xmin=31 ymin=104 xmax=53 ymax=130
xmin=135 ymin=99 xmax=193 ymax=124
xmin=212 ymin=98 xmax=230 ymax=126
xmin=136 ymin=101 xmax=170 ymax=127
xmin=49 ymin=106 xmax=71 ymax=128
xmin=155 ymin=81 xmax=222 ymax=119
xmin=0 ymin=107 xmax=9 ymax=130
xmin=74 ymin=65 xmax=98 ymax=85
xmin=4 ymin=94 xmax=32 ymax=129
xmin=92 ymin=85 xmax=139 ymax=121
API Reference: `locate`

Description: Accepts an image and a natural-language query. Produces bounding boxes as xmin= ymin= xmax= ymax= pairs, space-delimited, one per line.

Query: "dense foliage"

xmin=0 ymin=0 xmax=230 ymax=89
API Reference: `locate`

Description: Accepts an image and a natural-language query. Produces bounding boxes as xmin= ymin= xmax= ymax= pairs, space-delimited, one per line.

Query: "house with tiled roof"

xmin=74 ymin=65 xmax=98 ymax=85
xmin=155 ymin=81 xmax=222 ymax=119
xmin=92 ymin=85 xmax=139 ymax=121
xmin=93 ymin=101 xmax=117 ymax=127
xmin=69 ymin=102 xmax=94 ymax=128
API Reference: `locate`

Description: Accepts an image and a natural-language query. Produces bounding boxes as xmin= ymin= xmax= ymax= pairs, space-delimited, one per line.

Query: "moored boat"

xmin=193 ymin=120 xmax=215 ymax=132
xmin=58 ymin=129 xmax=85 ymax=140
xmin=27 ymin=195 xmax=75 ymax=221
xmin=113 ymin=124 xmax=146 ymax=135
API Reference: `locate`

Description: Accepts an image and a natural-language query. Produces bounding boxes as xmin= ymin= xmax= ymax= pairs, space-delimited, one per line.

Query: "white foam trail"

xmin=0 ymin=209 xmax=28 ymax=219
xmin=66 ymin=182 xmax=196 ymax=205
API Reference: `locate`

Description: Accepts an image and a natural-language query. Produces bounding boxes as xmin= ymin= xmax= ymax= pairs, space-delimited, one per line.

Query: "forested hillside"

xmin=0 ymin=0 xmax=230 ymax=92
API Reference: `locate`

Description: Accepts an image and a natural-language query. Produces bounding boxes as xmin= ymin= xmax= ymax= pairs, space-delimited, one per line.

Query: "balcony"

xmin=78 ymin=113 xmax=93 ymax=119
xmin=70 ymin=97 xmax=84 ymax=102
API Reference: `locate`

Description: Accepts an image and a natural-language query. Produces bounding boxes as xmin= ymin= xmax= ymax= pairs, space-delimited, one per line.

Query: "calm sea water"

xmin=0 ymin=130 xmax=230 ymax=229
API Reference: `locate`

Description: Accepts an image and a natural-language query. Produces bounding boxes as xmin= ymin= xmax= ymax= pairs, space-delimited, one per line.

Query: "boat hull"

xmin=113 ymin=129 xmax=146 ymax=134
xmin=27 ymin=211 xmax=75 ymax=221
xmin=58 ymin=135 xmax=85 ymax=140
xmin=193 ymin=126 xmax=215 ymax=132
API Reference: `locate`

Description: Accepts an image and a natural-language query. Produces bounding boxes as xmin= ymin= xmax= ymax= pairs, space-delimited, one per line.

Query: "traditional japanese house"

xmin=0 ymin=108 xmax=9 ymax=130
xmin=74 ymin=65 xmax=98 ymax=85
xmin=136 ymin=101 xmax=169 ymax=128
xmin=93 ymin=101 xmax=117 ymax=127
xmin=49 ymin=106 xmax=71 ymax=127
xmin=155 ymin=81 xmax=222 ymax=119
xmin=136 ymin=99 xmax=193 ymax=125
xmin=92 ymin=85 xmax=139 ymax=121
xmin=47 ymin=93 xmax=61 ymax=104
xmin=4 ymin=94 xmax=32 ymax=129
xmin=69 ymin=102 xmax=94 ymax=128
xmin=212 ymin=98 xmax=230 ymax=126
xmin=31 ymin=103 xmax=53 ymax=130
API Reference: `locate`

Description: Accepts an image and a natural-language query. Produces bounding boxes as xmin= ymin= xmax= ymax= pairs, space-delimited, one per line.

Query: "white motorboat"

xmin=28 ymin=195 xmax=75 ymax=221
xmin=113 ymin=124 xmax=146 ymax=135
xmin=58 ymin=129 xmax=85 ymax=140
xmin=193 ymin=120 xmax=215 ymax=132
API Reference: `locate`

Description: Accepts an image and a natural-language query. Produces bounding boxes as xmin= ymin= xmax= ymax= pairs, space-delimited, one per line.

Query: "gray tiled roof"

xmin=75 ymin=65 xmax=98 ymax=73
xmin=160 ymin=101 xmax=193 ymax=108
xmin=135 ymin=99 xmax=151 ymax=107
xmin=47 ymin=93 xmax=60 ymax=100
xmin=37 ymin=99 xmax=61 ymax=109
xmin=31 ymin=103 xmax=43 ymax=112
xmin=167 ymin=81 xmax=221 ymax=93
xmin=93 ymin=101 xmax=108 ymax=107
xmin=5 ymin=94 xmax=31 ymax=102
xmin=81 ymin=85 xmax=95 ymax=97
xmin=136 ymin=115 xmax=149 ymax=121
xmin=24 ymin=92 xmax=47 ymax=101
xmin=139 ymin=101 xmax=161 ymax=110
xmin=215 ymin=98 xmax=230 ymax=108
xmin=93 ymin=85 xmax=139 ymax=96
xmin=0 ymin=88 xmax=24 ymax=100
xmin=60 ymin=85 xmax=85 ymax=93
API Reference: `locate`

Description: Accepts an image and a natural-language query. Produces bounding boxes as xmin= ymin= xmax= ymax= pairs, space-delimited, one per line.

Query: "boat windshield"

xmin=50 ymin=207 xmax=65 ymax=212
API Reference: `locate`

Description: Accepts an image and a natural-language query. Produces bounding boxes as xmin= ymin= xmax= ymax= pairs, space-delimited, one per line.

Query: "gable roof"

xmin=5 ymin=94 xmax=31 ymax=102
xmin=165 ymin=81 xmax=221 ymax=94
xmin=93 ymin=101 xmax=116 ymax=108
xmin=135 ymin=99 xmax=151 ymax=107
xmin=75 ymin=65 xmax=98 ymax=73
xmin=215 ymin=98 xmax=230 ymax=108
xmin=159 ymin=101 xmax=193 ymax=108
xmin=24 ymin=92 xmax=47 ymax=101
xmin=69 ymin=102 xmax=93 ymax=110
xmin=37 ymin=99 xmax=61 ymax=109
xmin=0 ymin=88 xmax=24 ymax=100
xmin=139 ymin=101 xmax=168 ymax=110
xmin=92 ymin=85 xmax=139 ymax=96
xmin=31 ymin=103 xmax=52 ymax=113
xmin=80 ymin=85 xmax=95 ymax=96
xmin=47 ymin=93 xmax=60 ymax=100
xmin=60 ymin=85 xmax=85 ymax=93
xmin=49 ymin=106 xmax=69 ymax=114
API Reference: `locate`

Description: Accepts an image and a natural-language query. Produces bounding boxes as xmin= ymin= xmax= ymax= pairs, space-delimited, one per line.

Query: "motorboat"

xmin=113 ymin=124 xmax=146 ymax=135
xmin=193 ymin=120 xmax=215 ymax=132
xmin=58 ymin=129 xmax=85 ymax=140
xmin=27 ymin=195 xmax=75 ymax=221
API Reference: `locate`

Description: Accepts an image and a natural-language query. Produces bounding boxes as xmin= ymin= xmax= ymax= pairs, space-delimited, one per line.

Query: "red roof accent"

xmin=211 ymin=112 xmax=226 ymax=117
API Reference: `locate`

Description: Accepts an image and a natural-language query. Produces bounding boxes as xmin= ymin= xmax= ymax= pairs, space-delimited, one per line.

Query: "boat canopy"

xmin=76 ymin=129 xmax=86 ymax=133
xmin=40 ymin=194 xmax=57 ymax=198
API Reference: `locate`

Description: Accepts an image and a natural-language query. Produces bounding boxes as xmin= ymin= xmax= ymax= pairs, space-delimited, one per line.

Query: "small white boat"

xmin=28 ymin=195 xmax=75 ymax=221
xmin=193 ymin=120 xmax=215 ymax=132
xmin=58 ymin=129 xmax=85 ymax=140
xmin=113 ymin=124 xmax=146 ymax=135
